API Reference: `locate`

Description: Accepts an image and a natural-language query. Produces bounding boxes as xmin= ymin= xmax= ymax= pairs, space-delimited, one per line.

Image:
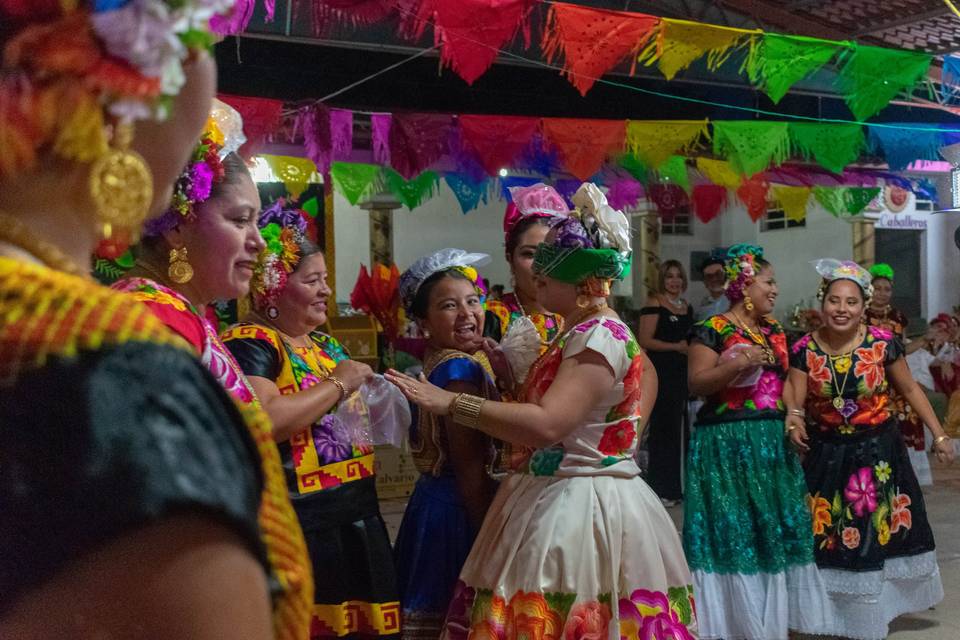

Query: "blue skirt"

xmin=393 ymin=473 xmax=475 ymax=640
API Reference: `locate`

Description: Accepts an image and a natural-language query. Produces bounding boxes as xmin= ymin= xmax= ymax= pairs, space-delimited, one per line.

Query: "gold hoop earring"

xmin=576 ymin=294 xmax=592 ymax=309
xmin=743 ymin=295 xmax=755 ymax=313
xmin=89 ymin=123 xmax=153 ymax=239
xmin=168 ymin=247 xmax=194 ymax=284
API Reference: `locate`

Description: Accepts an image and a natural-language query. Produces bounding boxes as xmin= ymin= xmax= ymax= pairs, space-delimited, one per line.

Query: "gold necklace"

xmin=817 ymin=327 xmax=863 ymax=412
xmin=519 ymin=301 xmax=607 ymax=400
xmin=731 ymin=310 xmax=776 ymax=365
xmin=0 ymin=211 xmax=90 ymax=278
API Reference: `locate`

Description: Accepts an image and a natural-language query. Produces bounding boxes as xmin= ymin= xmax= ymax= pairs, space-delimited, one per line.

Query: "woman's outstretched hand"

xmin=385 ymin=369 xmax=458 ymax=416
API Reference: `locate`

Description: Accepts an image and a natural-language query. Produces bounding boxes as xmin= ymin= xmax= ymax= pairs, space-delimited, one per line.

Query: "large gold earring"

xmin=744 ymin=295 xmax=755 ymax=312
xmin=89 ymin=123 xmax=153 ymax=239
xmin=168 ymin=247 xmax=194 ymax=284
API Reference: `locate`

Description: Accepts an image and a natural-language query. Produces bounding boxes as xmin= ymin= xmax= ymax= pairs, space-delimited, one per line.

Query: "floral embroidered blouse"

xmin=790 ymin=326 xmax=905 ymax=435
xmin=506 ymin=317 xmax=645 ymax=477
xmin=486 ymin=292 xmax=561 ymax=353
xmin=223 ymin=323 xmax=375 ymax=498
xmin=112 ymin=277 xmax=256 ymax=405
xmin=689 ymin=314 xmax=789 ymax=425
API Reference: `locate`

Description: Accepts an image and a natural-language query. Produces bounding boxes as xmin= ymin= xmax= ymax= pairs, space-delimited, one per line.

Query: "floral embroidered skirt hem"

xmin=296 ymin=477 xmax=401 ymax=639
xmin=683 ymin=418 xmax=828 ymax=639
xmin=803 ymin=419 xmax=942 ymax=639
xmin=394 ymin=473 xmax=476 ymax=640
xmin=441 ymin=473 xmax=697 ymax=640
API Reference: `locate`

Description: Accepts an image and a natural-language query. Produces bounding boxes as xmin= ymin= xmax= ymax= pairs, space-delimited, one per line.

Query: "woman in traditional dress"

xmin=787 ymin=259 xmax=954 ymax=639
xmin=387 ymin=183 xmax=696 ymax=640
xmin=113 ymin=107 xmax=315 ymax=635
xmin=485 ymin=183 xmax=565 ymax=350
xmin=638 ymin=260 xmax=693 ymax=505
xmin=0 ymin=3 xmax=298 ymax=638
xmin=684 ymin=244 xmax=830 ymax=640
xmin=114 ymin=101 xmax=265 ymax=406
xmin=393 ymin=249 xmax=500 ymax=640
xmin=865 ymin=263 xmax=932 ymax=484
xmin=223 ymin=206 xmax=399 ymax=639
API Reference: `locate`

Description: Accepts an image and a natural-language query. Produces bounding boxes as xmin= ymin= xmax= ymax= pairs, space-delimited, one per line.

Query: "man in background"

xmin=695 ymin=249 xmax=729 ymax=322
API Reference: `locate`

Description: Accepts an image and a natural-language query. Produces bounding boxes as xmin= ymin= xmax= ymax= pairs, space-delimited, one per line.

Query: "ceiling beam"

xmin=716 ymin=0 xmax=852 ymax=39
xmin=855 ymin=6 xmax=951 ymax=36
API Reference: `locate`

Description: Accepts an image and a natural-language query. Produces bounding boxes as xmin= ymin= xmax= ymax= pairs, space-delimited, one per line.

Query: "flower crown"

xmin=251 ymin=201 xmax=310 ymax=309
xmin=398 ymin=249 xmax=490 ymax=315
xmin=723 ymin=244 xmax=763 ymax=302
xmin=813 ymin=259 xmax=874 ymax=303
xmin=0 ymin=1 xmax=235 ymax=179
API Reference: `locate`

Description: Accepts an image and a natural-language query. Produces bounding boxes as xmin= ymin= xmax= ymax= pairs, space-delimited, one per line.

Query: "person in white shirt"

xmin=695 ymin=251 xmax=730 ymax=322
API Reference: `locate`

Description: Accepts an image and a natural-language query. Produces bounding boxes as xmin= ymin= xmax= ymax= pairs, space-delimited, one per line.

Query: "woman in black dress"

xmin=638 ymin=259 xmax=693 ymax=505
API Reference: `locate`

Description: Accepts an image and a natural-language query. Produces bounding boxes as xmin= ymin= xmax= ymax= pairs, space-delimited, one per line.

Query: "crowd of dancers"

xmin=0 ymin=3 xmax=955 ymax=640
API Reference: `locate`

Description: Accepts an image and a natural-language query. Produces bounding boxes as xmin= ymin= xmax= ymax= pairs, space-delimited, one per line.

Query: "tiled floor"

xmin=378 ymin=456 xmax=960 ymax=638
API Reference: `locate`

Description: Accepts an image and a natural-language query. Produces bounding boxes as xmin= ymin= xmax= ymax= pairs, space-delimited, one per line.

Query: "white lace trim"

xmin=819 ymin=550 xmax=939 ymax=596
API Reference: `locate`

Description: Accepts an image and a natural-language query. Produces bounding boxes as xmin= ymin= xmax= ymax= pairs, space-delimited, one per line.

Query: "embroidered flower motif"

xmin=806 ymin=349 xmax=831 ymax=386
xmin=844 ymin=467 xmax=878 ymax=517
xmin=877 ymin=519 xmax=891 ymax=546
xmin=602 ymin=318 xmax=630 ymax=342
xmin=598 ymin=421 xmax=636 ymax=456
xmin=854 ymin=341 xmax=888 ymax=392
xmin=444 ymin=580 xmax=477 ymax=640
xmin=609 ymin=355 xmax=643 ymax=420
xmin=833 ymin=355 xmax=852 ymax=374
xmin=618 ymin=588 xmax=695 ymax=640
xmin=505 ymin=591 xmax=563 ymax=640
xmin=842 ymin=526 xmax=861 ymax=550
xmin=840 ymin=399 xmax=859 ymax=419
xmin=874 ymin=461 xmax=892 ymax=484
xmin=562 ymin=601 xmax=611 ymax=640
xmin=131 ymin=287 xmax=187 ymax=311
xmin=574 ymin=318 xmax=601 ymax=333
xmin=807 ymin=493 xmax=833 ymax=536
xmin=529 ymin=447 xmax=564 ymax=476
xmin=312 ymin=414 xmax=352 ymax=464
xmin=751 ymin=370 xmax=783 ymax=410
xmin=891 ymin=493 xmax=913 ymax=534
xmin=838 ymin=424 xmax=856 ymax=435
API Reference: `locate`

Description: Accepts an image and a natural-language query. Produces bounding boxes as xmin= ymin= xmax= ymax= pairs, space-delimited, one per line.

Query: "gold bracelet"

xmin=452 ymin=393 xmax=485 ymax=428
xmin=788 ymin=409 xmax=805 ymax=418
xmin=325 ymin=375 xmax=347 ymax=401
xmin=935 ymin=434 xmax=951 ymax=445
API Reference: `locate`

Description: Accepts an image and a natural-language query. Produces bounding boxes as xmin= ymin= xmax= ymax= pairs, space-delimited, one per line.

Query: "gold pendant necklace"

xmin=731 ymin=310 xmax=776 ymax=365
xmin=819 ymin=327 xmax=862 ymax=414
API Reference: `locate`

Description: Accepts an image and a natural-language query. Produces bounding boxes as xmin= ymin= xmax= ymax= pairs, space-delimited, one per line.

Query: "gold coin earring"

xmin=89 ymin=122 xmax=154 ymax=240
xmin=168 ymin=247 xmax=194 ymax=284
xmin=744 ymin=295 xmax=755 ymax=313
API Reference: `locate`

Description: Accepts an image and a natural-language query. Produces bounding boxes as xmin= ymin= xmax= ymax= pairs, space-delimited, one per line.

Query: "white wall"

xmin=333 ymin=184 xmax=514 ymax=304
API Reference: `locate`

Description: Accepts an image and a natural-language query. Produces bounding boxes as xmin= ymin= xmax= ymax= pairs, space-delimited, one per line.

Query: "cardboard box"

xmin=374 ymin=443 xmax=418 ymax=499
xmin=326 ymin=314 xmax=379 ymax=368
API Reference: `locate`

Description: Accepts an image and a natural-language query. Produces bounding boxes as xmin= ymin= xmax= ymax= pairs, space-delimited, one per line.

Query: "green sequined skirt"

xmin=683 ymin=417 xmax=814 ymax=574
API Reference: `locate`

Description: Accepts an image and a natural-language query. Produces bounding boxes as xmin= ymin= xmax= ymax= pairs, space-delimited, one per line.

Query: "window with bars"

xmin=661 ymin=206 xmax=693 ymax=235
xmin=760 ymin=205 xmax=806 ymax=232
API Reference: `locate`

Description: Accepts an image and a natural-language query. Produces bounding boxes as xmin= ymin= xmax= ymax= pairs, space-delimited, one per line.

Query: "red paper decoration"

xmin=736 ymin=177 xmax=771 ymax=222
xmin=648 ymin=183 xmax=689 ymax=221
xmin=388 ymin=113 xmax=453 ymax=179
xmin=542 ymin=2 xmax=659 ymax=96
xmin=413 ymin=0 xmax=536 ymax=85
xmin=218 ymin=94 xmax=283 ymax=158
xmin=541 ymin=118 xmax=625 ymax=181
xmin=459 ymin=115 xmax=540 ymax=176
xmin=691 ymin=184 xmax=728 ymax=223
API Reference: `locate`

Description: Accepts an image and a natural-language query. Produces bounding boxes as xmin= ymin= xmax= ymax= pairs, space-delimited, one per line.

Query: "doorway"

xmin=875 ymin=229 xmax=922 ymax=321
